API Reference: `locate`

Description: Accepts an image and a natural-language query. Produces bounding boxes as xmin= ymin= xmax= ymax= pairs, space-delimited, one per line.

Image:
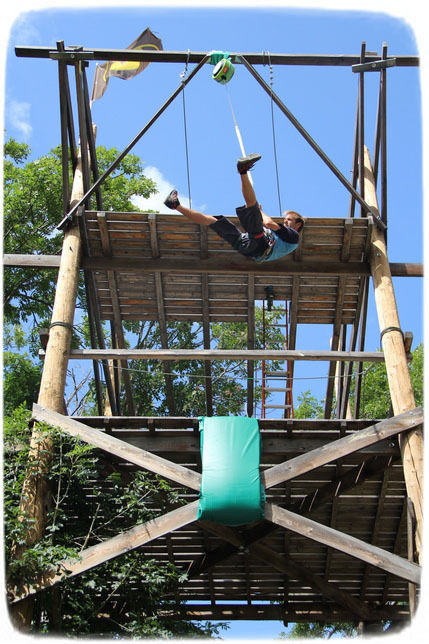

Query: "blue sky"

xmin=2 ymin=1 xmax=426 ymax=641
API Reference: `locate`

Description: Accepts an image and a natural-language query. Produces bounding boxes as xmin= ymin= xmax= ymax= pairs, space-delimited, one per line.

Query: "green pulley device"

xmin=210 ymin=50 xmax=235 ymax=84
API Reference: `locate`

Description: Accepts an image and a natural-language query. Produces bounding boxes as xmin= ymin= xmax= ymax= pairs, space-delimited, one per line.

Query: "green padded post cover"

xmin=197 ymin=416 xmax=264 ymax=526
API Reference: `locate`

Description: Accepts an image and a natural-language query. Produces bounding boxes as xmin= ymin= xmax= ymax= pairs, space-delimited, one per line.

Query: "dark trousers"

xmin=209 ymin=203 xmax=268 ymax=258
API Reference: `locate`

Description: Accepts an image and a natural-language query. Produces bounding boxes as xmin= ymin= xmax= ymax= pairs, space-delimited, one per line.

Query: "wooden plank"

xmin=10 ymin=500 xmax=199 ymax=602
xmin=48 ymin=348 xmax=397 ymax=362
xmin=31 ymin=404 xmax=201 ymax=491
xmin=261 ymin=408 xmax=422 ymax=489
xmin=265 ymin=503 xmax=420 ymax=584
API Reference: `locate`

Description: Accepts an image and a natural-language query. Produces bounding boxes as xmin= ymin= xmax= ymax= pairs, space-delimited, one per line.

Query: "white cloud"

xmin=7 ymin=99 xmax=32 ymax=140
xmin=132 ymin=166 xmax=206 ymax=214
xmin=9 ymin=13 xmax=42 ymax=46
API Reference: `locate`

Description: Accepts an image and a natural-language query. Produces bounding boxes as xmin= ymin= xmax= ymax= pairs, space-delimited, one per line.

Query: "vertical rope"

xmin=225 ymin=84 xmax=253 ymax=187
xmin=181 ymin=50 xmax=192 ymax=208
xmin=268 ymin=52 xmax=283 ymax=217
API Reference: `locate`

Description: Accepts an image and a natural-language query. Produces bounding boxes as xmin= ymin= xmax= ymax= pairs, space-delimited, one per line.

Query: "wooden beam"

xmin=197 ymin=521 xmax=379 ymax=621
xmin=324 ymin=276 xmax=346 ymax=417
xmin=15 ymin=46 xmax=419 ymax=67
xmin=157 ymin=603 xmax=409 ymax=622
xmin=3 ymin=254 xmax=423 ymax=277
xmin=190 ymin=453 xmax=397 ymax=588
xmin=74 ymin=416 xmax=381 ymax=430
xmin=261 ymin=407 xmax=422 ymax=489
xmin=365 ymin=146 xmax=424 ymax=563
xmin=9 ymin=500 xmax=199 ymax=602
xmin=31 ymin=404 xmax=201 ymax=491
xmin=97 ymin=212 xmax=135 ymax=415
xmin=41 ymin=348 xmax=407 ymax=362
xmin=112 ymin=433 xmax=399 ymax=457
xmin=264 ymin=503 xmax=421 ymax=584
xmin=201 ymin=272 xmax=214 ymax=416
xmin=247 ymin=275 xmax=256 ymax=416
xmin=147 ymin=213 xmax=176 ymax=414
xmin=250 ymin=542 xmax=374 ymax=621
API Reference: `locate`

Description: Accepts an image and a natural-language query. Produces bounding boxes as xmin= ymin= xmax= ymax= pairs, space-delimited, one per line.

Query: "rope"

xmin=267 ymin=52 xmax=282 ymax=217
xmin=225 ymin=84 xmax=253 ymax=187
xmin=180 ymin=50 xmax=192 ymax=208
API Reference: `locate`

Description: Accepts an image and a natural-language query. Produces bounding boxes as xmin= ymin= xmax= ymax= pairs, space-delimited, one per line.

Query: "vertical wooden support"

xmin=364 ymin=146 xmax=423 ymax=563
xmin=10 ymin=148 xmax=85 ymax=630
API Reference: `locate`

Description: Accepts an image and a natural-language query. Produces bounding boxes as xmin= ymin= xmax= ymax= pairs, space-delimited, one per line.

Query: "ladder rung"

xmin=265 ymin=324 xmax=287 ymax=328
xmin=264 ymin=387 xmax=291 ymax=392
xmin=264 ymin=404 xmax=293 ymax=409
xmin=264 ymin=371 xmax=290 ymax=377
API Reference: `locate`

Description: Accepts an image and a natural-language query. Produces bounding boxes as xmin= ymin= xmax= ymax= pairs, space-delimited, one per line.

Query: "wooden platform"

xmin=83 ymin=211 xmax=370 ymax=325
xmin=71 ymin=415 xmax=413 ymax=622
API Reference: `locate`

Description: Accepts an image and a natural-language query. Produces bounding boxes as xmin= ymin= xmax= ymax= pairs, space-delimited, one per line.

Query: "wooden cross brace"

xmin=9 ymin=405 xmax=422 ymax=606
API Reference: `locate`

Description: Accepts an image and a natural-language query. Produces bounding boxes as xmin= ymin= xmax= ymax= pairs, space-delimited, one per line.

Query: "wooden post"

xmin=9 ymin=145 xmax=86 ymax=630
xmin=364 ymin=145 xmax=423 ymax=563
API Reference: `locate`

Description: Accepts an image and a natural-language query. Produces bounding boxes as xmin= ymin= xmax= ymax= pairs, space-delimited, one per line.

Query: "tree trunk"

xmin=9 ymin=145 xmax=86 ymax=630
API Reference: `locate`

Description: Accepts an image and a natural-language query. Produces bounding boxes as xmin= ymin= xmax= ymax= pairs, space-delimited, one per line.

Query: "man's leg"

xmin=164 ymin=190 xmax=216 ymax=225
xmin=236 ymin=154 xmax=264 ymax=235
xmin=240 ymin=172 xmax=257 ymax=208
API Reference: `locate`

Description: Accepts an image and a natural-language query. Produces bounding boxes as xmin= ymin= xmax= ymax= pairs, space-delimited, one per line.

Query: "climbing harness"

xmin=180 ymin=50 xmax=192 ymax=208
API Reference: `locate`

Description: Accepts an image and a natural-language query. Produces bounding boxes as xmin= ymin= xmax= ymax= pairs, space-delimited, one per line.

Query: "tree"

xmin=279 ymin=621 xmax=357 ymax=639
xmin=3 ymin=137 xmax=157 ymax=326
xmin=351 ymin=344 xmax=423 ymax=419
xmin=293 ymin=390 xmax=324 ymax=419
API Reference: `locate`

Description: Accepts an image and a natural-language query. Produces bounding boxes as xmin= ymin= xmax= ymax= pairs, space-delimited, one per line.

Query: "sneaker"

xmin=237 ymin=153 xmax=262 ymax=174
xmin=164 ymin=189 xmax=180 ymax=210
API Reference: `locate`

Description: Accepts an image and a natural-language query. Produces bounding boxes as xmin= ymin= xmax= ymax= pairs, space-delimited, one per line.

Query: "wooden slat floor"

xmin=73 ymin=418 xmax=413 ymax=620
xmin=83 ymin=211 xmax=369 ymax=324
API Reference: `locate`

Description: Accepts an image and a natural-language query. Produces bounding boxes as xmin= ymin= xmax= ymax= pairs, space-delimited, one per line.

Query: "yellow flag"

xmin=91 ymin=28 xmax=163 ymax=102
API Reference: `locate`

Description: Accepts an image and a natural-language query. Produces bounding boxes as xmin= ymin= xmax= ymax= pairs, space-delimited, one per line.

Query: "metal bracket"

xmin=50 ymin=47 xmax=94 ymax=62
xmin=352 ymin=58 xmax=396 ymax=73
xmin=56 ymin=205 xmax=84 ymax=232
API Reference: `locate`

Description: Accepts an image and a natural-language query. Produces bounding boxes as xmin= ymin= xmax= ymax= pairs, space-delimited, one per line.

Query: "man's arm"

xmin=260 ymin=206 xmax=281 ymax=231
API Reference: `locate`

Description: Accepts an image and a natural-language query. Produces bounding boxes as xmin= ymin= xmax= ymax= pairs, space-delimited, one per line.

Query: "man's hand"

xmin=260 ymin=205 xmax=280 ymax=230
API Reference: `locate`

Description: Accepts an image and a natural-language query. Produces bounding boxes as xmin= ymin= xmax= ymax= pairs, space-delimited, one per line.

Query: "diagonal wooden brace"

xmin=32 ymin=404 xmax=201 ymax=491
xmin=9 ymin=500 xmax=199 ymax=603
xmin=264 ymin=503 xmax=421 ymax=585
xmin=261 ymin=407 xmax=423 ymax=490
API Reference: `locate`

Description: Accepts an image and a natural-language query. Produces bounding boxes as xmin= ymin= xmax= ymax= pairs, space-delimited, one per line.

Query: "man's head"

xmin=283 ymin=210 xmax=305 ymax=233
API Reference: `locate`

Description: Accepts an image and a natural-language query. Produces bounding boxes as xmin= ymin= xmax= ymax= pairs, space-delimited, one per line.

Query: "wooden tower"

xmin=6 ymin=43 xmax=423 ymax=633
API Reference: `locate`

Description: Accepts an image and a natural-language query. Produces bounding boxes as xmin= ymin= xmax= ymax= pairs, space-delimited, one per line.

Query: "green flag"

xmin=91 ymin=28 xmax=163 ymax=102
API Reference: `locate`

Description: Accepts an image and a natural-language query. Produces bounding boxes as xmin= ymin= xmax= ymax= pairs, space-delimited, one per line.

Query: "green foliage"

xmin=293 ymin=390 xmax=324 ymax=419
xmin=126 ymin=310 xmax=287 ymax=417
xmin=351 ymin=344 xmax=424 ymax=419
xmin=3 ymin=350 xmax=41 ymax=414
xmin=4 ymin=414 xmax=227 ymax=637
xmin=3 ymin=137 xmax=158 ymax=325
xmin=279 ymin=621 xmax=357 ymax=638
